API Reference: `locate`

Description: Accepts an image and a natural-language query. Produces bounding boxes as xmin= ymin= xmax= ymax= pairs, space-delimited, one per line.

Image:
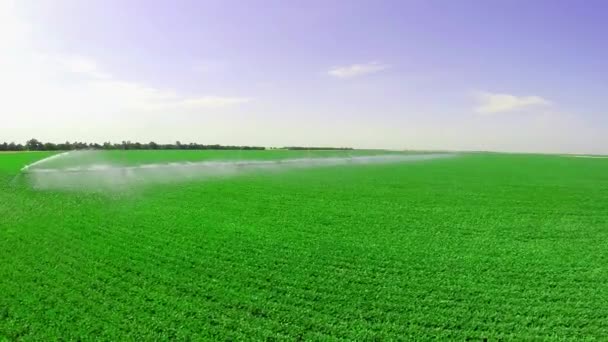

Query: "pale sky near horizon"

xmin=1 ymin=0 xmax=607 ymax=153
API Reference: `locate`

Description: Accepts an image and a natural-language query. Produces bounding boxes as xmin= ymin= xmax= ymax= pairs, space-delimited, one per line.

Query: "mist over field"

xmin=21 ymin=151 xmax=455 ymax=191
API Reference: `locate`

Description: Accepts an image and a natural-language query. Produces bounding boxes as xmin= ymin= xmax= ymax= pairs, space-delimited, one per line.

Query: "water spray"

xmin=20 ymin=151 xmax=74 ymax=173
xmin=22 ymin=153 xmax=456 ymax=191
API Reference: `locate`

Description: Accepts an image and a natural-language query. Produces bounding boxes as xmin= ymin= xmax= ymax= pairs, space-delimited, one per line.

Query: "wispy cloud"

xmin=0 ymin=0 xmax=253 ymax=128
xmin=49 ymin=55 xmax=112 ymax=79
xmin=474 ymin=91 xmax=551 ymax=114
xmin=0 ymin=3 xmax=251 ymax=123
xmin=3 ymin=54 xmax=252 ymax=115
xmin=177 ymin=96 xmax=252 ymax=108
xmin=328 ymin=62 xmax=389 ymax=79
xmin=80 ymin=77 xmax=252 ymax=112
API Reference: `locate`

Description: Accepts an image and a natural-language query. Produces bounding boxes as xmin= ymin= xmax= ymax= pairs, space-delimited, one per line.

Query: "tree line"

xmin=0 ymin=139 xmax=354 ymax=152
xmin=0 ymin=139 xmax=265 ymax=151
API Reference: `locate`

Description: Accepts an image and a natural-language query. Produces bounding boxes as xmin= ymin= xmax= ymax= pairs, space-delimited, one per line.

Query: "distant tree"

xmin=72 ymin=141 xmax=84 ymax=150
xmin=2 ymin=139 xmax=270 ymax=151
xmin=25 ymin=138 xmax=44 ymax=151
xmin=43 ymin=142 xmax=57 ymax=150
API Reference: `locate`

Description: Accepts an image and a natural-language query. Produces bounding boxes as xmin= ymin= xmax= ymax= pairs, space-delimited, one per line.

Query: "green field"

xmin=1 ymin=150 xmax=608 ymax=339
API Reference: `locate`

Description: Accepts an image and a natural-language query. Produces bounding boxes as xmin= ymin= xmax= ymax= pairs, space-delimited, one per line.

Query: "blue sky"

xmin=1 ymin=0 xmax=606 ymax=153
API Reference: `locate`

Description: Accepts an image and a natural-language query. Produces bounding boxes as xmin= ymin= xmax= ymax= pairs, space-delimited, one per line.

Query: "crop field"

xmin=1 ymin=150 xmax=608 ymax=340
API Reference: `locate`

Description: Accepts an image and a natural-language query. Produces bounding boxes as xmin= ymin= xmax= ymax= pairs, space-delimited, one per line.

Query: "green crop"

xmin=1 ymin=151 xmax=607 ymax=340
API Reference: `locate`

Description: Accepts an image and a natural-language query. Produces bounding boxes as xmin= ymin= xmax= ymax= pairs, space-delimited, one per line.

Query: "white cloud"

xmin=178 ymin=96 xmax=251 ymax=108
xmin=58 ymin=55 xmax=112 ymax=79
xmin=0 ymin=2 xmax=250 ymax=130
xmin=474 ymin=91 xmax=551 ymax=114
xmin=328 ymin=62 xmax=389 ymax=79
xmin=1 ymin=55 xmax=251 ymax=117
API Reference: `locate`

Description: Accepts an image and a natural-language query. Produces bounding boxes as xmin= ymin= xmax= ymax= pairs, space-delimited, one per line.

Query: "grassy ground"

xmin=1 ymin=150 xmax=608 ymax=339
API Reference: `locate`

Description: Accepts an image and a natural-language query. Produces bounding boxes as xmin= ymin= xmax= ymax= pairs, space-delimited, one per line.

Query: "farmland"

xmin=1 ymin=150 xmax=608 ymax=339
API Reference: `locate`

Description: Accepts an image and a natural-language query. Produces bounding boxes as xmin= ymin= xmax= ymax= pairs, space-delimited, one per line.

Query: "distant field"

xmin=1 ymin=150 xmax=608 ymax=339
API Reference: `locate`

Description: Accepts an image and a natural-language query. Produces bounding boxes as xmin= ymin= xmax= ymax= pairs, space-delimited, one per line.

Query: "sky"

xmin=1 ymin=0 xmax=607 ymax=153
